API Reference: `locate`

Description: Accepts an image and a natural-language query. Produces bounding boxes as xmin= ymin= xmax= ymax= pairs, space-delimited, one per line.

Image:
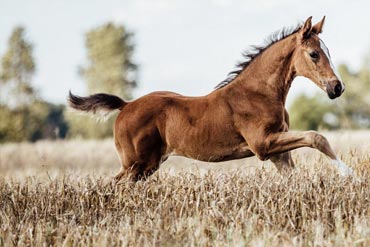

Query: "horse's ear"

xmin=300 ymin=16 xmax=313 ymax=40
xmin=312 ymin=16 xmax=326 ymax=34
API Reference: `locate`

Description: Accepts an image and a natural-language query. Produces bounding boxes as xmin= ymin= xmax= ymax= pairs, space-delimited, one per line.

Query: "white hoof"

xmin=331 ymin=159 xmax=354 ymax=177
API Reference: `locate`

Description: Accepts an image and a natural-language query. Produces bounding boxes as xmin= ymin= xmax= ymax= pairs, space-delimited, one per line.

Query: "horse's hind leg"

xmin=114 ymin=158 xmax=161 ymax=182
xmin=129 ymin=153 xmax=162 ymax=181
xmin=114 ymin=165 xmax=138 ymax=182
xmin=270 ymin=151 xmax=295 ymax=174
xmin=114 ymin=168 xmax=126 ymax=181
xmin=113 ymin=138 xmax=141 ymax=182
xmin=114 ymin=131 xmax=163 ymax=182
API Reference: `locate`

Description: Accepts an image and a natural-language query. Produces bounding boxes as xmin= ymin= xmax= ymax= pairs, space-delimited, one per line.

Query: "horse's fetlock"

xmin=308 ymin=131 xmax=327 ymax=149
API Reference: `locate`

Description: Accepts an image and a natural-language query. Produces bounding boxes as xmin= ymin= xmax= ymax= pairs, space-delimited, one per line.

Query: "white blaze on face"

xmin=319 ymin=39 xmax=345 ymax=90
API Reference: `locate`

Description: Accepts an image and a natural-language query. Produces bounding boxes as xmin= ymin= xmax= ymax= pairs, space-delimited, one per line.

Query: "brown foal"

xmin=68 ymin=16 xmax=353 ymax=181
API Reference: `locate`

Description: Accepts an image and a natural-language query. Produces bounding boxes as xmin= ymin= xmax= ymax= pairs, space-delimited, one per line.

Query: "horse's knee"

xmin=252 ymin=137 xmax=277 ymax=161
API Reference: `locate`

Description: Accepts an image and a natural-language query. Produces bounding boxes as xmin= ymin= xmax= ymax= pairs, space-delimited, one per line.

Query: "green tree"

xmin=334 ymin=64 xmax=370 ymax=128
xmin=0 ymin=26 xmax=69 ymax=143
xmin=80 ymin=22 xmax=137 ymax=98
xmin=67 ymin=22 xmax=137 ymax=139
xmin=289 ymin=94 xmax=335 ymax=130
xmin=0 ymin=101 xmax=68 ymax=143
xmin=0 ymin=26 xmax=36 ymax=106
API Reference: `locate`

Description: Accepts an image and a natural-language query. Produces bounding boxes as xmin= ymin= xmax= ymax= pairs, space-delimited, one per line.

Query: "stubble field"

xmin=1 ymin=131 xmax=370 ymax=246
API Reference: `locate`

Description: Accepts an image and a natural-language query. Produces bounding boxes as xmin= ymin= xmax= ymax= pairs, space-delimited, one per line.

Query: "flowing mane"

xmin=215 ymin=23 xmax=302 ymax=89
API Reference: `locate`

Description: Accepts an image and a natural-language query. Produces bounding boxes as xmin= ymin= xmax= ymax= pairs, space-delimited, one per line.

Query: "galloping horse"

xmin=69 ymin=16 xmax=353 ymax=181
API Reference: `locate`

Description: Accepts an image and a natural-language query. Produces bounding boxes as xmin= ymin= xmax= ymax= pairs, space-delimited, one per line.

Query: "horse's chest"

xmin=242 ymin=109 xmax=286 ymax=132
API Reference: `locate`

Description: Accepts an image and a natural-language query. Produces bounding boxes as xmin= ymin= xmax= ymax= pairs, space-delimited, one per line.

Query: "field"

xmin=1 ymin=131 xmax=370 ymax=246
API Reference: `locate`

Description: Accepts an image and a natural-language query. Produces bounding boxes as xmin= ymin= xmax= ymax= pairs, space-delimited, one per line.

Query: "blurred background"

xmin=1 ymin=4 xmax=370 ymax=246
xmin=0 ymin=0 xmax=369 ymax=142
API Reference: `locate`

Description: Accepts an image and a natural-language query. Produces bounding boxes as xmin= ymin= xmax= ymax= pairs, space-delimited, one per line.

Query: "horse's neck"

xmin=226 ymin=35 xmax=297 ymax=105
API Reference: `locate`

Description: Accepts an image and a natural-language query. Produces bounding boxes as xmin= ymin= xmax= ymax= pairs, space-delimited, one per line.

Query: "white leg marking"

xmin=319 ymin=39 xmax=345 ymax=90
xmin=331 ymin=159 xmax=354 ymax=176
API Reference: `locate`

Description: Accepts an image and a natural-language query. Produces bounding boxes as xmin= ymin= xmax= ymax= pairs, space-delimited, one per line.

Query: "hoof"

xmin=331 ymin=159 xmax=355 ymax=177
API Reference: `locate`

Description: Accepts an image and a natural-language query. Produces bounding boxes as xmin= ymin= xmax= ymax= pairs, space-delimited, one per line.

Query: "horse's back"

xmin=115 ymin=90 xmax=203 ymax=134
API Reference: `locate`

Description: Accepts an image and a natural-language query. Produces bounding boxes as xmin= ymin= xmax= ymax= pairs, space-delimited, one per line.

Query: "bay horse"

xmin=68 ymin=16 xmax=354 ymax=181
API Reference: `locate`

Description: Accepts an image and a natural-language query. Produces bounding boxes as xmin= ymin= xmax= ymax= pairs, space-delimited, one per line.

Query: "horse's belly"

xmin=168 ymin=136 xmax=254 ymax=162
xmin=162 ymin=110 xmax=253 ymax=161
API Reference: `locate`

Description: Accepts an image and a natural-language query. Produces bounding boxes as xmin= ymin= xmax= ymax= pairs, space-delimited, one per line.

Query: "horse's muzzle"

xmin=326 ymin=80 xmax=345 ymax=99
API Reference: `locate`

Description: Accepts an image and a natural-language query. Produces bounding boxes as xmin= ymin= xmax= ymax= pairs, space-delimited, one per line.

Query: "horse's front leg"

xmin=253 ymin=131 xmax=354 ymax=176
xmin=269 ymin=109 xmax=295 ymax=174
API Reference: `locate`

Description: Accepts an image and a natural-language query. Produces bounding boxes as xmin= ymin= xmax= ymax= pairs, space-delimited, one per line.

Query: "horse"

xmin=68 ymin=16 xmax=354 ymax=181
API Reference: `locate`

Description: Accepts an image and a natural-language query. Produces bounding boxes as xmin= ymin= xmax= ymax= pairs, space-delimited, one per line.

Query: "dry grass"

xmin=1 ymin=131 xmax=370 ymax=246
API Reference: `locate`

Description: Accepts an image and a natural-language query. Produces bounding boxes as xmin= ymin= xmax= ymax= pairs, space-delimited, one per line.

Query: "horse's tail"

xmin=68 ymin=91 xmax=127 ymax=120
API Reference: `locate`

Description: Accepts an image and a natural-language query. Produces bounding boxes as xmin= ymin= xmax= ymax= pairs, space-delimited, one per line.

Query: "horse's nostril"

xmin=334 ymin=83 xmax=342 ymax=95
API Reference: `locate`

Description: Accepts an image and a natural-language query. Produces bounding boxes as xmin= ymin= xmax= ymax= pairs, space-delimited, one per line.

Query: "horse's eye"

xmin=310 ymin=51 xmax=319 ymax=60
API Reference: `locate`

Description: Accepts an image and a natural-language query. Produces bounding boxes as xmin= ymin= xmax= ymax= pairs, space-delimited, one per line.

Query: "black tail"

xmin=68 ymin=91 xmax=126 ymax=118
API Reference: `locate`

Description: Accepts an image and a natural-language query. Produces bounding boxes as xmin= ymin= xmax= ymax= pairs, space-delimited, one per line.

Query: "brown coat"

xmin=69 ymin=16 xmax=353 ymax=181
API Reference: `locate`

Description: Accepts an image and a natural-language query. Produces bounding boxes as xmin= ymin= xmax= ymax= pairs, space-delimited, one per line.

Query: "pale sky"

xmin=1 ymin=0 xmax=369 ymax=106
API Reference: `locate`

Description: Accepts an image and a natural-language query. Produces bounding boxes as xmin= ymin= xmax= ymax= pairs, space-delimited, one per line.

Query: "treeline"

xmin=1 ymin=24 xmax=369 ymax=143
xmin=0 ymin=24 xmax=137 ymax=143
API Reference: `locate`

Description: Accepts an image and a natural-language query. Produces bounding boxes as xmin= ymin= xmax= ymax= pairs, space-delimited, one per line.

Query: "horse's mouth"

xmin=327 ymin=91 xmax=338 ymax=99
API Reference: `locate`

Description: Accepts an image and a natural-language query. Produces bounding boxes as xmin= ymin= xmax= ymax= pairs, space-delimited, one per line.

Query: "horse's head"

xmin=293 ymin=16 xmax=344 ymax=99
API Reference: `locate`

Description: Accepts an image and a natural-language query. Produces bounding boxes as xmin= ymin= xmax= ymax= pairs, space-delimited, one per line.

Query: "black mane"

xmin=215 ymin=23 xmax=302 ymax=89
